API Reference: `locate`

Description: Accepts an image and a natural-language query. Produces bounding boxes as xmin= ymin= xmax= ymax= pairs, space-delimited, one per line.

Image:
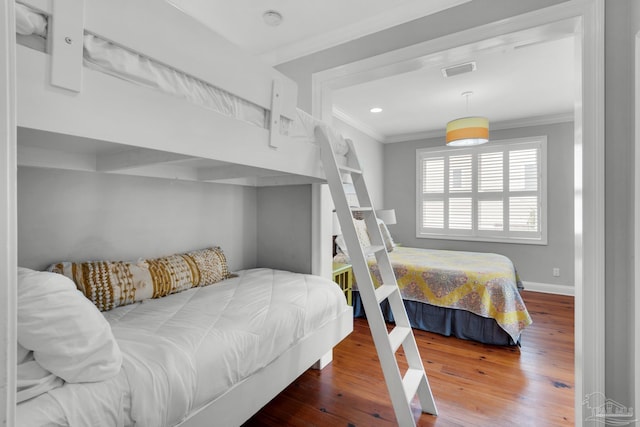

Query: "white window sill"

xmin=416 ymin=233 xmax=547 ymax=246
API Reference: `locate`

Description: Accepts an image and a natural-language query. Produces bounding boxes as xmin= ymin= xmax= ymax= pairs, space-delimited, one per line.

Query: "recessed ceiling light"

xmin=370 ymin=107 xmax=383 ymax=113
xmin=263 ymin=10 xmax=283 ymax=27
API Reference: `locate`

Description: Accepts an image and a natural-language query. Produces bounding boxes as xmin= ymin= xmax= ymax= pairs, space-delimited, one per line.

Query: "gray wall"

xmin=17 ymin=167 xmax=258 ymax=272
xmin=256 ymin=185 xmax=312 ymax=273
xmin=604 ymin=0 xmax=638 ymax=409
xmin=384 ymin=122 xmax=574 ymax=288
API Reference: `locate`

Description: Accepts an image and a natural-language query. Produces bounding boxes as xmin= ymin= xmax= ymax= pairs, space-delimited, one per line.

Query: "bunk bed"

xmin=15 ymin=0 xmax=350 ymax=185
xmin=12 ymin=1 xmax=353 ymax=426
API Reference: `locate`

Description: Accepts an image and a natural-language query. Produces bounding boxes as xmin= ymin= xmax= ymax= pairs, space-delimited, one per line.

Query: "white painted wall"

xmin=17 ymin=167 xmax=258 ymax=272
xmin=384 ymin=122 xmax=575 ymax=289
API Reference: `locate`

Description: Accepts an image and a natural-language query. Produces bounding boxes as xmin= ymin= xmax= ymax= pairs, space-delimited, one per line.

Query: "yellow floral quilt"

xmin=344 ymin=246 xmax=532 ymax=342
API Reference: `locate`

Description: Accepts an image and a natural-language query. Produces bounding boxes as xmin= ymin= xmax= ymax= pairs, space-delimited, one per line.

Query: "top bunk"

xmin=15 ymin=0 xmax=350 ymax=186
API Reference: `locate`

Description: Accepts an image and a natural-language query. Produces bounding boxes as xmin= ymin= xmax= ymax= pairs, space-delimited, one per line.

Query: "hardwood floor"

xmin=244 ymin=291 xmax=574 ymax=426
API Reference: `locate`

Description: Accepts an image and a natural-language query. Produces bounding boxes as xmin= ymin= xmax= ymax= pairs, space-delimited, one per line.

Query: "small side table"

xmin=332 ymin=262 xmax=353 ymax=306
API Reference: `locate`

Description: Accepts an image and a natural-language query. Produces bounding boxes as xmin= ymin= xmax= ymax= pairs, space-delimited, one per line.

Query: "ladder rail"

xmin=350 ymin=169 xmax=399 ymax=302
xmin=315 ymin=125 xmax=438 ymax=426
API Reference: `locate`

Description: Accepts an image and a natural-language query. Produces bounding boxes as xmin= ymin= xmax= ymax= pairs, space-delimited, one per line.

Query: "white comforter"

xmin=17 ymin=268 xmax=347 ymax=427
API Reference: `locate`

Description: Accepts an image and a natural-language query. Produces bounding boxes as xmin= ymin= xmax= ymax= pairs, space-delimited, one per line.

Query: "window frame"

xmin=415 ymin=136 xmax=548 ymax=245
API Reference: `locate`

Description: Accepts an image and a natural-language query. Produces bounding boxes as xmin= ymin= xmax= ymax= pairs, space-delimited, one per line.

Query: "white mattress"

xmin=16 ymin=268 xmax=348 ymax=427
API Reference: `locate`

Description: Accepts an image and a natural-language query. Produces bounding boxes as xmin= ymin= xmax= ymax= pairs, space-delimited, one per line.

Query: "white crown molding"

xmin=260 ymin=0 xmax=470 ymax=66
xmin=332 ymin=107 xmax=385 ymax=142
xmin=522 ymin=281 xmax=575 ymax=296
xmin=385 ymin=129 xmax=444 ymax=144
xmin=490 ymin=112 xmax=575 ymax=132
xmin=385 ymin=112 xmax=575 ymax=144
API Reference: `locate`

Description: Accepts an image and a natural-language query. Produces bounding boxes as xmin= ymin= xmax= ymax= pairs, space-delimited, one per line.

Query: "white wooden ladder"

xmin=315 ymin=125 xmax=437 ymax=426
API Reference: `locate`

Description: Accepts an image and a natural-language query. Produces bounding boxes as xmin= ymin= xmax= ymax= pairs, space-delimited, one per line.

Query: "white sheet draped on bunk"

xmin=15 ymin=2 xmax=47 ymax=51
xmin=82 ymin=34 xmax=269 ymax=130
xmin=15 ymin=3 xmax=47 ymax=37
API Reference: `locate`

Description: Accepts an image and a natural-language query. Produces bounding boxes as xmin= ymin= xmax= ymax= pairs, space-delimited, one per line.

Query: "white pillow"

xmin=377 ymin=218 xmax=396 ymax=252
xmin=335 ymin=219 xmax=371 ymax=256
xmin=17 ymin=267 xmax=122 ymax=383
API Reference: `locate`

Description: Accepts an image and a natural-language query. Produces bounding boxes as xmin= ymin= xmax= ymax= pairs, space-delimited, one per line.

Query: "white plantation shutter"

xmin=508 ymin=148 xmax=539 ymax=234
xmin=423 ymin=158 xmax=444 ymax=193
xmin=478 ymin=199 xmax=503 ymax=231
xmin=422 ymin=200 xmax=444 ymax=229
xmin=449 ymin=154 xmax=472 ymax=193
xmin=478 ymin=152 xmax=503 ymax=192
xmin=417 ymin=137 xmax=546 ymax=244
xmin=449 ymin=198 xmax=472 ymax=230
xmin=509 ymin=149 xmax=538 ymax=191
xmin=448 ymin=154 xmax=472 ymax=232
xmin=509 ymin=196 xmax=538 ymax=232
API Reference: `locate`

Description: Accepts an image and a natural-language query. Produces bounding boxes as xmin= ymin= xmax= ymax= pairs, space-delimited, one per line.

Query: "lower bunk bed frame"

xmin=182 ymin=306 xmax=353 ymax=427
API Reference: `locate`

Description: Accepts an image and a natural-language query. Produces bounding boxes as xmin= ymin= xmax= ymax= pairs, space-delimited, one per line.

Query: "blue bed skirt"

xmin=352 ymin=291 xmax=518 ymax=346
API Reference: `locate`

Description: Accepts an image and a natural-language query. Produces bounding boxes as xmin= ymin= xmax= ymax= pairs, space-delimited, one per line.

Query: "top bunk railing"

xmin=17 ymin=0 xmax=297 ymax=150
xmin=18 ymin=0 xmax=298 ymax=119
xmin=13 ymin=0 xmax=348 ymax=184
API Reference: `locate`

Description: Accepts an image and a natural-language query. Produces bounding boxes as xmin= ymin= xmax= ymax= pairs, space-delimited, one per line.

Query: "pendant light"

xmin=446 ymin=91 xmax=489 ymax=147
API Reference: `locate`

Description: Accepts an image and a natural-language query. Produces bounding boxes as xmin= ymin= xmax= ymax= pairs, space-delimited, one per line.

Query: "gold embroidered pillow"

xmin=48 ymin=260 xmax=154 ymax=312
xmin=186 ymin=247 xmax=231 ymax=286
xmin=48 ymin=246 xmax=231 ymax=311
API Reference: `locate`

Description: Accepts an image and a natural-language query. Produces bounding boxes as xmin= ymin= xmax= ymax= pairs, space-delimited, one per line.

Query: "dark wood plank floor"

xmin=244 ymin=291 xmax=574 ymax=426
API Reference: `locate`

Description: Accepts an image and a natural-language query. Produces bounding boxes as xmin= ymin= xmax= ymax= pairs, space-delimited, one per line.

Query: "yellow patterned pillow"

xmin=48 ymin=246 xmax=231 ymax=311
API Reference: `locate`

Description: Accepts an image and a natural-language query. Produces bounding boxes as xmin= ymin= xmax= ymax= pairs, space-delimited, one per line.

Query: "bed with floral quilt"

xmin=335 ymin=245 xmax=532 ymax=346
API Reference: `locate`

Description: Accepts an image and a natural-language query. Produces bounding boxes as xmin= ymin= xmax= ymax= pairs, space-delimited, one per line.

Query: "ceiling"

xmin=167 ymin=1 xmax=577 ymax=143
xmin=332 ymin=34 xmax=576 ymax=143
xmin=167 ymin=0 xmax=470 ymax=65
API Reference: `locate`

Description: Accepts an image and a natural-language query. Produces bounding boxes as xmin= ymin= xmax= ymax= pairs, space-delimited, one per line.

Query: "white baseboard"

xmin=522 ymin=281 xmax=575 ymax=296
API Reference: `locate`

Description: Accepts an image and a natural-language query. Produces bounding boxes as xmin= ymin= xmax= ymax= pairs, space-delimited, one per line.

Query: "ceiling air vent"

xmin=441 ymin=61 xmax=477 ymax=78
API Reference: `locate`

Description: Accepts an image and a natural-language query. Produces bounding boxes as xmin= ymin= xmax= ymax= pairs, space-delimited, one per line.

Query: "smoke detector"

xmin=263 ymin=10 xmax=283 ymax=27
xmin=441 ymin=61 xmax=477 ymax=78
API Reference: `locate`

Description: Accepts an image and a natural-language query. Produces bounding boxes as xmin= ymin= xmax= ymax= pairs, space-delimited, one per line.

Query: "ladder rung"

xmin=363 ymin=245 xmax=386 ymax=256
xmin=375 ymin=284 xmax=398 ymax=303
xmin=403 ymin=369 xmax=425 ymax=403
xmin=388 ymin=326 xmax=412 ymax=354
xmin=350 ymin=206 xmax=373 ymax=213
xmin=339 ymin=165 xmax=362 ymax=175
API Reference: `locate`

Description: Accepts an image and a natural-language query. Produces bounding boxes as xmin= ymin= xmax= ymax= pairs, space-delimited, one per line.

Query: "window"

xmin=416 ymin=136 xmax=547 ymax=244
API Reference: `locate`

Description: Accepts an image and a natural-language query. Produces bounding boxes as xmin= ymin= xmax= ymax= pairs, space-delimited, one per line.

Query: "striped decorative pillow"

xmin=48 ymin=246 xmax=231 ymax=311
